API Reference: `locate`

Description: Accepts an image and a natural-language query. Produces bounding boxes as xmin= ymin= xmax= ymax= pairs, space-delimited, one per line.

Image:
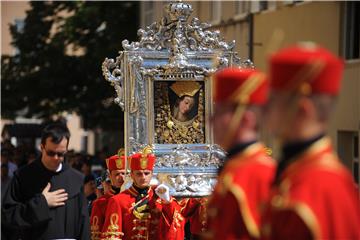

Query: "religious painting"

xmin=154 ymin=81 xmax=205 ymax=144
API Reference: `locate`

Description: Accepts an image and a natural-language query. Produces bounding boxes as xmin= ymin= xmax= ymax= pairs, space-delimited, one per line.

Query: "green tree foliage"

xmin=1 ymin=1 xmax=139 ymax=129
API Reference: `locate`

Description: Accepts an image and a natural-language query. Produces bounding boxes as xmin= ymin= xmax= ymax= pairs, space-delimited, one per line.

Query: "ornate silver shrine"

xmin=102 ymin=1 xmax=253 ymax=197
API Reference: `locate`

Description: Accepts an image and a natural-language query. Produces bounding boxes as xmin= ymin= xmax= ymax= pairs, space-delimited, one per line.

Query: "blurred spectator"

xmin=1 ymin=163 xmax=12 ymax=200
xmin=13 ymin=146 xmax=27 ymax=168
xmin=84 ymin=174 xmax=97 ymax=214
xmin=1 ymin=148 xmax=17 ymax=177
xmin=81 ymin=159 xmax=95 ymax=178
xmin=95 ymin=176 xmax=104 ymax=199
xmin=1 ymin=140 xmax=14 ymax=151
xmin=26 ymin=148 xmax=40 ymax=165
xmin=93 ymin=148 xmax=108 ymax=168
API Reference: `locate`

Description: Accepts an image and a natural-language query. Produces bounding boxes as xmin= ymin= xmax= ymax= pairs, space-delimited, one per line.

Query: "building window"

xmin=343 ymin=2 xmax=360 ymax=60
xmin=259 ymin=1 xmax=268 ymax=11
xmin=236 ymin=1 xmax=250 ymax=15
xmin=210 ymin=1 xmax=221 ymax=23
xmin=251 ymin=1 xmax=268 ymax=13
xmin=338 ymin=131 xmax=359 ymax=184
xmin=283 ymin=0 xmax=303 ymax=5
xmin=267 ymin=1 xmax=277 ymax=11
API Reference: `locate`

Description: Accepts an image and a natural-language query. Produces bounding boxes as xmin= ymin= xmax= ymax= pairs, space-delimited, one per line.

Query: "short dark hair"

xmin=41 ymin=123 xmax=70 ymax=146
xmin=84 ymin=174 xmax=95 ymax=184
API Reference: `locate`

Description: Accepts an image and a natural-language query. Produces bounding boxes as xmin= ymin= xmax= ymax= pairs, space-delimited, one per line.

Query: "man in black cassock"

xmin=1 ymin=123 xmax=90 ymax=240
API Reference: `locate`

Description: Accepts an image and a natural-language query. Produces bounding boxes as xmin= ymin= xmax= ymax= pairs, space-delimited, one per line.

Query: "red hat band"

xmin=214 ymin=67 xmax=269 ymax=106
xmin=129 ymin=153 xmax=155 ymax=171
xmin=106 ymin=155 xmax=125 ymax=171
xmin=270 ymin=43 xmax=344 ymax=96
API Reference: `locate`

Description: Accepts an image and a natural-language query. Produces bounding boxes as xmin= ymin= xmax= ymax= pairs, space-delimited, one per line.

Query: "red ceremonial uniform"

xmin=206 ymin=143 xmax=276 ymax=240
xmin=91 ymin=193 xmax=113 ymax=240
xmin=188 ymin=197 xmax=208 ymax=236
xmin=101 ymin=153 xmax=181 ymax=240
xmin=261 ymin=43 xmax=360 ymax=239
xmin=174 ymin=197 xmax=208 ymax=239
xmin=262 ymin=137 xmax=360 ymax=239
xmin=101 ymin=185 xmax=180 ymax=240
xmin=91 ymin=154 xmax=125 ymax=240
xmin=205 ymin=68 xmax=276 ymax=240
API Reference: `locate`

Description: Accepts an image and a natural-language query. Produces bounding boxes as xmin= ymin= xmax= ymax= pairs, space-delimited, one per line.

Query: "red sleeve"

xmin=156 ymin=198 xmax=184 ymax=240
xmin=189 ymin=197 xmax=208 ymax=235
xmin=220 ymin=192 xmax=247 ymax=239
xmin=160 ymin=198 xmax=179 ymax=227
xmin=205 ymin=192 xmax=247 ymax=240
xmin=90 ymin=199 xmax=104 ymax=240
xmin=101 ymin=197 xmax=124 ymax=240
xmin=180 ymin=198 xmax=201 ymax=219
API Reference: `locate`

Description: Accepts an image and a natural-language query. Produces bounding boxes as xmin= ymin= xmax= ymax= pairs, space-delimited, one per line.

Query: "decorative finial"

xmin=165 ymin=1 xmax=193 ymax=22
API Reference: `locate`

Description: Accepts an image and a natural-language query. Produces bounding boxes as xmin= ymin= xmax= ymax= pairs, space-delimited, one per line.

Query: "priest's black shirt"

xmin=1 ymin=158 xmax=90 ymax=240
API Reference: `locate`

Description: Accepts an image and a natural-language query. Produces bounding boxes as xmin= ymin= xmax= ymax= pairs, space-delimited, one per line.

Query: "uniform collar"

xmin=219 ymin=140 xmax=259 ymax=174
xmin=110 ymin=185 xmax=121 ymax=195
xmin=274 ymin=134 xmax=326 ymax=185
xmin=227 ymin=140 xmax=258 ymax=159
xmin=128 ymin=184 xmax=150 ymax=197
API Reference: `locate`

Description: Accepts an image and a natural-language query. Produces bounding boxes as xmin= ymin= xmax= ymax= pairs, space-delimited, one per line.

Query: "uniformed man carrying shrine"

xmin=101 ymin=152 xmax=181 ymax=240
xmin=91 ymin=152 xmax=126 ymax=240
xmin=205 ymin=67 xmax=276 ymax=239
xmin=261 ymin=42 xmax=360 ymax=239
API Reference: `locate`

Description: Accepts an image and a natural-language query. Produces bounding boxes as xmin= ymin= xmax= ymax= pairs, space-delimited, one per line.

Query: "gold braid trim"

xmin=90 ymin=216 xmax=100 ymax=240
xmin=292 ymin=202 xmax=321 ymax=240
xmin=223 ymin=174 xmax=260 ymax=239
xmin=271 ymin=195 xmax=321 ymax=240
xmin=102 ymin=213 xmax=124 ymax=240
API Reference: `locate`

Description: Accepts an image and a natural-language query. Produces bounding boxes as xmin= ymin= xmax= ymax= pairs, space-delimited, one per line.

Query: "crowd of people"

xmin=1 ymin=43 xmax=360 ymax=240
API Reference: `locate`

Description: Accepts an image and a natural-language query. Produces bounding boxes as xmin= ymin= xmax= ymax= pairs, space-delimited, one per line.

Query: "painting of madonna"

xmin=170 ymin=81 xmax=201 ymax=123
xmin=154 ymin=81 xmax=205 ymax=144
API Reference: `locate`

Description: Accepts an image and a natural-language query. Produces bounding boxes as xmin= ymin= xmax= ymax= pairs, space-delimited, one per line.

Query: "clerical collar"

xmin=56 ymin=163 xmax=63 ymax=172
xmin=38 ymin=158 xmax=64 ymax=175
xmin=274 ymin=134 xmax=325 ymax=185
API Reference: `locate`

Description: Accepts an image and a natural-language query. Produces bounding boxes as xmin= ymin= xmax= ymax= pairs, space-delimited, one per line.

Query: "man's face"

xmin=110 ymin=169 xmax=126 ymax=188
xmin=41 ymin=137 xmax=68 ymax=171
xmin=265 ymin=91 xmax=292 ymax=137
xmin=211 ymin=103 xmax=237 ymax=149
xmin=131 ymin=170 xmax=153 ymax=189
xmin=84 ymin=180 xmax=96 ymax=197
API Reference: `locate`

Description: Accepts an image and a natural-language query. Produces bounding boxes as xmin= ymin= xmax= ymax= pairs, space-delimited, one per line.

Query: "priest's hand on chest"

xmin=42 ymin=183 xmax=68 ymax=208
